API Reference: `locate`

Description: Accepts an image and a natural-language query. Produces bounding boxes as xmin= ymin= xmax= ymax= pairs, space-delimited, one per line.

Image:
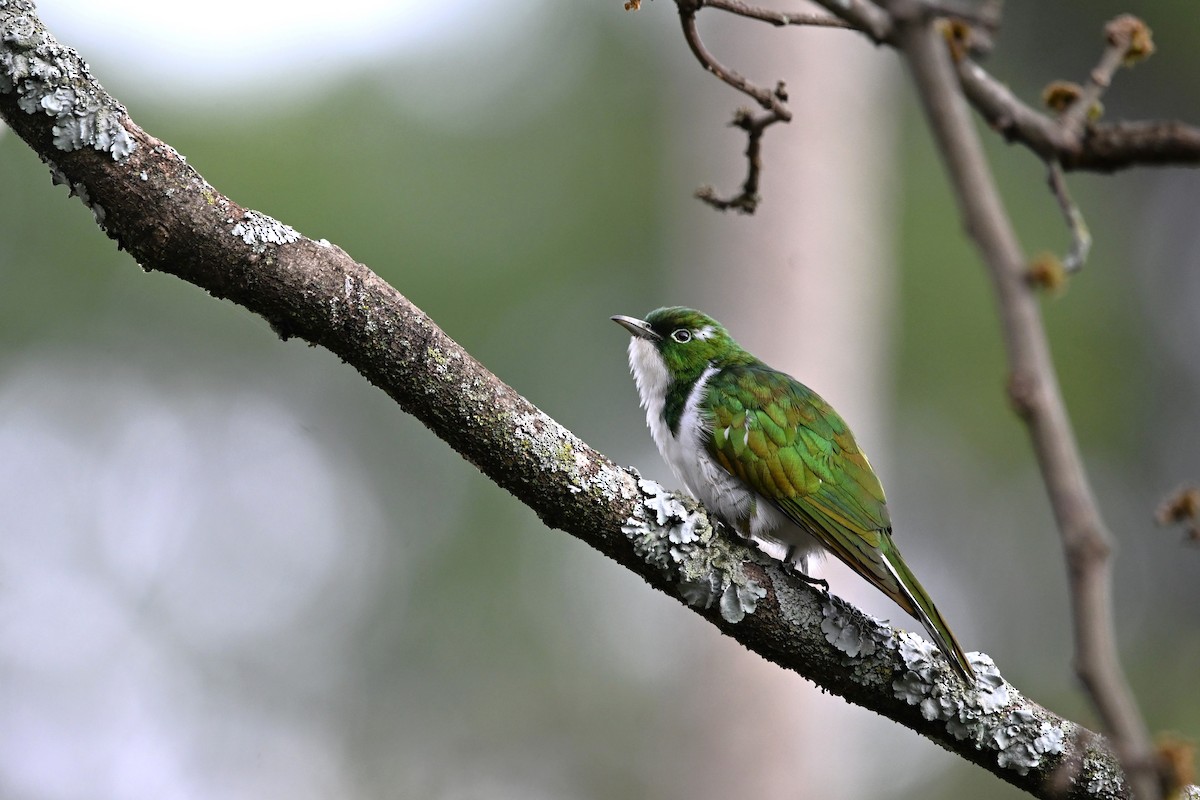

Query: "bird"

xmin=612 ymin=306 xmax=975 ymax=684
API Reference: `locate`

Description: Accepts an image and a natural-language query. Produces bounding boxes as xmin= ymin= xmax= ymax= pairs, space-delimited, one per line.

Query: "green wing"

xmin=704 ymin=363 xmax=975 ymax=683
xmin=704 ymin=363 xmax=893 ymax=582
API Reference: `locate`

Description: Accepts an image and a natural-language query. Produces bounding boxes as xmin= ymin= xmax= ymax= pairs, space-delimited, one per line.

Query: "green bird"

xmin=612 ymin=307 xmax=975 ymax=684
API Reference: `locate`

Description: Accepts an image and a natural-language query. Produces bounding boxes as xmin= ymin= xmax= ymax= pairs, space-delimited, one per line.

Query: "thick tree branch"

xmin=883 ymin=4 xmax=1165 ymax=798
xmin=0 ymin=2 xmax=1186 ymax=797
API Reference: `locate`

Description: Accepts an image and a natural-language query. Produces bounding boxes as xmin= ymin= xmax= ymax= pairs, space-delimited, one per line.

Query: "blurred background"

xmin=1 ymin=1 xmax=1198 ymax=798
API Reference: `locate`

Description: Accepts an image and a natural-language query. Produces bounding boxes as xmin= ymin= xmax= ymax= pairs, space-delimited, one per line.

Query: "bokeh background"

xmin=1 ymin=1 xmax=1197 ymax=798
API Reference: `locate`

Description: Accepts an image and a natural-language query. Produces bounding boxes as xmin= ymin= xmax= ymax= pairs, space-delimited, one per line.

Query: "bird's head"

xmin=611 ymin=307 xmax=739 ymax=382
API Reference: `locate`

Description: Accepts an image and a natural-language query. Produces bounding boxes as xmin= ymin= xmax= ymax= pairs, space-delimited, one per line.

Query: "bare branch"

xmin=701 ymin=0 xmax=854 ymax=30
xmin=1068 ymin=119 xmax=1200 ymax=171
xmin=675 ymin=0 xmax=793 ymax=209
xmin=881 ymin=5 xmax=1164 ymax=797
xmin=677 ymin=0 xmax=791 ymax=116
xmin=1057 ymin=15 xmax=1153 ymax=137
xmin=1046 ymin=161 xmax=1091 ymax=274
xmin=924 ymin=0 xmax=1002 ymax=31
xmin=677 ymin=0 xmax=1200 ymax=175
xmin=694 ymin=103 xmax=786 ymax=213
xmin=906 ymin=8 xmax=1198 ymax=171
xmin=809 ymin=0 xmax=895 ymax=43
xmin=670 ymin=1 xmax=1197 ymax=225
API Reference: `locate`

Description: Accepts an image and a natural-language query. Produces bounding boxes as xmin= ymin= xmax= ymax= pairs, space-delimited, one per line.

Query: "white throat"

xmin=626 ymin=338 xmax=716 ymax=495
xmin=626 ymin=337 xmax=671 ymax=449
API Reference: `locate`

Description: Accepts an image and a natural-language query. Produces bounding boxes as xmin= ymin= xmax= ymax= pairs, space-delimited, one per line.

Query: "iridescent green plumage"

xmin=613 ymin=307 xmax=975 ymax=684
xmin=706 ymin=363 xmax=891 ymax=581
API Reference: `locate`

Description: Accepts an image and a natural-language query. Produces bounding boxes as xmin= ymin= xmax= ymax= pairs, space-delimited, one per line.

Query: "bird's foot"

xmin=714 ymin=517 xmax=752 ymax=544
xmin=787 ymin=566 xmax=830 ymax=593
xmin=784 ymin=547 xmax=829 ymax=592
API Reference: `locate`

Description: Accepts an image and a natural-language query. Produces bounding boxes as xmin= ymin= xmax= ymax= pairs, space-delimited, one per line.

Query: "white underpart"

xmin=626 ymin=338 xmax=822 ymax=567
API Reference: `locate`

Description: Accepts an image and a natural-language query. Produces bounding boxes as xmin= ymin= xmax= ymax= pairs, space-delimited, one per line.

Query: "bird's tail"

xmin=878 ymin=538 xmax=975 ymax=685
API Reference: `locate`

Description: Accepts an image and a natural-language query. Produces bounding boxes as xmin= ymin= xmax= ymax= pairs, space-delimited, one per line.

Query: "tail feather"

xmin=778 ymin=499 xmax=976 ymax=684
xmin=879 ymin=541 xmax=975 ymax=685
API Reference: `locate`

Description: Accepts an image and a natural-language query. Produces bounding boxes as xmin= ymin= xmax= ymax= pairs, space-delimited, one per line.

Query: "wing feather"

xmin=703 ymin=363 xmax=890 ymax=539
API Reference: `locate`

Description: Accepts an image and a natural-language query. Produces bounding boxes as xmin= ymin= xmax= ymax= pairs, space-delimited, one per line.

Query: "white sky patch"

xmin=36 ymin=0 xmax=532 ymax=99
xmin=31 ymin=0 xmax=578 ymax=126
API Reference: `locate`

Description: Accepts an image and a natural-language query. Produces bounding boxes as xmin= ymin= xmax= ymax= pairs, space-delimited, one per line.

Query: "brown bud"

xmin=1155 ymin=485 xmax=1200 ymax=543
xmin=938 ymin=18 xmax=973 ymax=63
xmin=1042 ymin=81 xmax=1082 ymax=113
xmin=1106 ymin=14 xmax=1155 ymax=66
xmin=1027 ymin=253 xmax=1068 ymax=294
xmin=1154 ymin=732 xmax=1196 ymax=798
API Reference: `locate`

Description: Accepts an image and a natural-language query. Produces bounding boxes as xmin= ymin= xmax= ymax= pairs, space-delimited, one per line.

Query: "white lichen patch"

xmin=508 ymin=410 xmax=636 ymax=507
xmin=767 ymin=568 xmax=823 ymax=633
xmin=892 ymin=632 xmax=1065 ymax=776
xmin=512 ymin=409 xmax=585 ymax=476
xmin=230 ymin=210 xmax=301 ymax=251
xmin=819 ymin=597 xmax=893 ymax=684
xmin=621 ymin=478 xmax=765 ymax=623
xmin=1079 ymin=750 xmax=1126 ymax=798
xmin=0 ymin=2 xmax=136 ymax=160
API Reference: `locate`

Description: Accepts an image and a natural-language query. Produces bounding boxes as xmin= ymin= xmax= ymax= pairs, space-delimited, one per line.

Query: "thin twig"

xmin=883 ymin=6 xmax=1163 ymax=798
xmin=956 ymin=54 xmax=1200 ymax=170
xmin=1057 ymin=39 xmax=1125 ymax=136
xmin=695 ymin=104 xmax=786 ymax=213
xmin=676 ymin=0 xmax=791 ymax=211
xmin=677 ymin=0 xmax=792 ymax=116
xmin=1046 ymin=161 xmax=1091 ymax=274
xmin=924 ymin=0 xmax=1002 ymax=31
xmin=702 ymin=0 xmax=854 ymax=30
xmin=809 ymin=0 xmax=895 ymax=42
xmin=951 ymin=13 xmax=1194 ymax=171
xmin=1059 ymin=15 xmax=1154 ymax=138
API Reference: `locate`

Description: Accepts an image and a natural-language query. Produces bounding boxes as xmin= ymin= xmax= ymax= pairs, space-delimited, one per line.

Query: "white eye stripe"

xmin=694 ymin=325 xmax=716 ymax=341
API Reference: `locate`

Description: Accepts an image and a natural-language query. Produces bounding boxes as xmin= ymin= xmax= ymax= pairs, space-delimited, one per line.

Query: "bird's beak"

xmin=611 ymin=315 xmax=661 ymax=341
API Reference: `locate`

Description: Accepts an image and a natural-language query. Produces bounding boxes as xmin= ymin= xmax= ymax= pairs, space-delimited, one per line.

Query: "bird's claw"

xmin=783 ymin=546 xmax=830 ymax=593
xmin=787 ymin=565 xmax=830 ymax=594
xmin=715 ymin=520 xmax=830 ymax=592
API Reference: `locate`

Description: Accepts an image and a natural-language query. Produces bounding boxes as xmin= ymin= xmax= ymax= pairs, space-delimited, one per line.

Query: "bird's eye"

xmin=671 ymin=329 xmax=692 ymax=343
